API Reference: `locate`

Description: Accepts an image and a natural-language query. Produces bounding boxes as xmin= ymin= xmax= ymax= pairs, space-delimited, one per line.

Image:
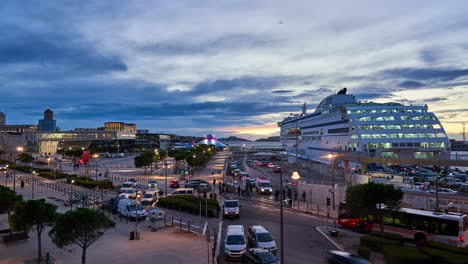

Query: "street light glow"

xmin=17 ymin=146 xmax=24 ymax=152
xmin=328 ymin=153 xmax=333 ymax=159
xmin=291 ymin=171 xmax=300 ymax=180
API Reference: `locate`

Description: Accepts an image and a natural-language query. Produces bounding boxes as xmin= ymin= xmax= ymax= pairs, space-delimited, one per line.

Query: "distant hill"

xmin=255 ymin=136 xmax=280 ymax=142
xmin=218 ymin=136 xmax=251 ymax=142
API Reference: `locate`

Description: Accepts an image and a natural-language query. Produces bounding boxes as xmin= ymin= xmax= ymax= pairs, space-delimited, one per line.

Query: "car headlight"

xmin=261 ymin=188 xmax=265 ymax=192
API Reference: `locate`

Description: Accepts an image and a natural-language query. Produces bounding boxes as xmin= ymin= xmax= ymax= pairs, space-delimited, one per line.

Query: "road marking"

xmin=315 ymin=226 xmax=344 ymax=251
xmin=216 ymin=220 xmax=223 ymax=259
xmin=202 ymin=221 xmax=208 ymax=235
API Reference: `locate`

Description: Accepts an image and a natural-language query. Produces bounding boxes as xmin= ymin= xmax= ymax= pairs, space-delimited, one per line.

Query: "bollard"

xmin=164 ymin=214 xmax=166 ymax=225
xmin=180 ymin=218 xmax=182 ymax=229
xmin=188 ymin=221 xmax=191 ymax=232
xmin=172 ymin=216 xmax=174 ymax=227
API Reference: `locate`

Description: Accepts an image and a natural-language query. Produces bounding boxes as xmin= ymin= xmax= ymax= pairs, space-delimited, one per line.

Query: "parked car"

xmin=273 ymin=166 xmax=282 ymax=173
xmin=197 ymin=183 xmax=212 ymax=193
xmin=170 ymin=180 xmax=179 ymax=188
xmin=247 ymin=225 xmax=277 ymax=254
xmin=141 ymin=190 xmax=158 ymax=205
xmin=267 ymin=163 xmax=275 ymax=168
xmin=148 ymin=180 xmax=158 ymax=189
xmin=428 ymin=188 xmax=458 ymax=195
xmin=119 ymin=189 xmax=139 ymax=199
xmin=224 ymin=225 xmax=247 ymax=260
xmin=168 ymin=188 xmax=194 ymax=196
xmin=325 ymin=250 xmax=370 ymax=264
xmin=223 ymin=199 xmax=241 ymax=218
xmin=244 ymin=248 xmax=279 ymax=264
xmin=185 ymin=179 xmax=210 ymax=189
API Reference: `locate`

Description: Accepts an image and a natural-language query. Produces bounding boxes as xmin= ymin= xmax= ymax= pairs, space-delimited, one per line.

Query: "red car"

xmin=170 ymin=180 xmax=179 ymax=188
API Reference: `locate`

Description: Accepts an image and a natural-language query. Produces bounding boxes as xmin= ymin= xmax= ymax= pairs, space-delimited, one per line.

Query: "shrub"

xmin=383 ymin=245 xmax=432 ymax=264
xmin=67 ymin=177 xmax=113 ymax=189
xmin=369 ymin=231 xmax=405 ymax=243
xmin=157 ymin=196 xmax=219 ymax=217
xmin=357 ymin=246 xmax=371 ymax=260
xmin=360 ymin=235 xmax=400 ymax=252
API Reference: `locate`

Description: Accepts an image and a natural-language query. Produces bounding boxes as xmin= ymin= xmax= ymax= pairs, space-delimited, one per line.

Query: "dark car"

xmin=244 ymin=248 xmax=279 ymax=264
xmin=185 ymin=179 xmax=209 ymax=189
xmin=170 ymin=180 xmax=179 ymax=188
xmin=273 ymin=166 xmax=282 ymax=173
xmin=325 ymin=250 xmax=370 ymax=264
xmin=197 ymin=183 xmax=212 ymax=193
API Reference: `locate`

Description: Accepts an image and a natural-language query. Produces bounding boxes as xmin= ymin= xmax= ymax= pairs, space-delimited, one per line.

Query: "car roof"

xmin=251 ymin=225 xmax=269 ymax=233
xmin=227 ymin=225 xmax=244 ymax=234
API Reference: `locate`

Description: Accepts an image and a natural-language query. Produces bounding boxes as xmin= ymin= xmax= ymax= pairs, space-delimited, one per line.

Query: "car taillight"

xmin=460 ymin=235 xmax=465 ymax=243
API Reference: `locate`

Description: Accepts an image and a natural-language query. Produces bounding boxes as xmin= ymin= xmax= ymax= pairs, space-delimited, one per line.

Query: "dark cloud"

xmin=399 ymin=80 xmax=425 ymax=88
xmin=425 ymin=97 xmax=448 ymax=103
xmin=382 ymin=67 xmax=468 ymax=81
xmin=272 ymin=90 xmax=293 ymax=94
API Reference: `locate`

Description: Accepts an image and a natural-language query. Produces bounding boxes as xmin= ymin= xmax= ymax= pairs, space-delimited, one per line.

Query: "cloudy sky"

xmin=1 ymin=0 xmax=467 ymax=140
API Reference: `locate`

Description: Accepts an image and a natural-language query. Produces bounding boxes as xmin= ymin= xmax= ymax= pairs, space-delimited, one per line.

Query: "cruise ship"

xmin=278 ymin=88 xmax=451 ymax=164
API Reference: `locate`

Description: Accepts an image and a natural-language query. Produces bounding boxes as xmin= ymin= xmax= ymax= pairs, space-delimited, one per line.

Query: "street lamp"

xmin=135 ymin=192 xmax=142 ymax=239
xmin=164 ymin=161 xmax=168 ymax=197
xmin=32 ymin=170 xmax=36 ymax=199
xmin=70 ymin=179 xmax=75 ymax=211
xmin=328 ymin=153 xmax=336 ymax=210
xmin=5 ymin=164 xmax=9 ymax=186
xmin=13 ymin=146 xmax=24 ymax=191
xmin=93 ymin=154 xmax=99 ymax=181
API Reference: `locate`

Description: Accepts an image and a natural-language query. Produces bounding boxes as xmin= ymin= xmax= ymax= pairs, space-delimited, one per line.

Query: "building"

xmin=104 ymin=122 xmax=136 ymax=133
xmin=38 ymin=109 xmax=57 ymax=131
xmin=0 ymin=112 xmax=5 ymax=126
xmin=450 ymin=139 xmax=468 ymax=151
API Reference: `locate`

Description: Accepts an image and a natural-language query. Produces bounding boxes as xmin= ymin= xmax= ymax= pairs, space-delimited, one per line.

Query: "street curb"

xmin=315 ymin=226 xmax=344 ymax=251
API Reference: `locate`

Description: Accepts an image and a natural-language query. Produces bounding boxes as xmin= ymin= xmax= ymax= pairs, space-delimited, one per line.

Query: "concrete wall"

xmin=296 ymin=181 xmax=346 ymax=206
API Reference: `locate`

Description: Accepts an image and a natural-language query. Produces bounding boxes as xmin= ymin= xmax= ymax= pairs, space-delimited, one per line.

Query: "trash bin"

xmin=136 ymin=229 xmax=141 ymax=240
xmin=129 ymin=231 xmax=135 ymax=240
xmin=149 ymin=209 xmax=166 ymax=230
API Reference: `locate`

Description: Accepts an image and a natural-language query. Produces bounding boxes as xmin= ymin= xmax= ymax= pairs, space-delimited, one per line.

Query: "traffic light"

xmin=326 ymin=197 xmax=331 ymax=206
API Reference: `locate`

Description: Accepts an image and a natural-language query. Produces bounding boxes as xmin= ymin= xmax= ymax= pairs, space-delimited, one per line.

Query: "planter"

xmin=330 ymin=230 xmax=339 ymax=237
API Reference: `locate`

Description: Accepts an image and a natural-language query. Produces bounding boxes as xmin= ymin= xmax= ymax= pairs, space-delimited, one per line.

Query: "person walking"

xmin=222 ymin=182 xmax=226 ymax=193
xmin=274 ymin=190 xmax=280 ymax=202
xmin=20 ymin=180 xmax=25 ymax=190
xmin=213 ymin=179 xmax=216 ymax=186
xmin=237 ymin=185 xmax=241 ymax=196
xmin=218 ymin=182 xmax=222 ymax=194
xmin=210 ymin=192 xmax=213 ymax=199
xmin=302 ymin=190 xmax=306 ymax=202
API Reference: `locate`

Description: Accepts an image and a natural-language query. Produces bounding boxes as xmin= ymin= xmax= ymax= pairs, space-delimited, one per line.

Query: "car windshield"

xmin=257 ymin=232 xmax=273 ymax=242
xmin=226 ymin=235 xmax=245 ymax=245
xmin=128 ymin=204 xmax=144 ymax=211
xmin=122 ymin=183 xmax=132 ymax=188
xmin=261 ymin=183 xmax=271 ymax=187
xmin=225 ymin=201 xmax=239 ymax=208
xmin=257 ymin=252 xmax=278 ymax=264
xmin=149 ymin=181 xmax=157 ymax=184
xmin=143 ymin=194 xmax=153 ymax=198
xmin=122 ymin=190 xmax=134 ymax=193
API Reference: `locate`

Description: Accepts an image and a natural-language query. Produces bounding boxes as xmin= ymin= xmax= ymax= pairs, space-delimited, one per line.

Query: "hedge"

xmin=369 ymin=231 xmax=405 ymax=243
xmin=422 ymin=247 xmax=468 ymax=264
xmin=360 ymin=235 xmax=401 ymax=252
xmin=157 ymin=195 xmax=220 ymax=217
xmin=383 ymin=245 xmax=432 ymax=264
xmin=426 ymin=241 xmax=468 ymax=256
xmin=37 ymin=171 xmax=68 ymax=179
xmin=66 ymin=177 xmax=114 ymax=189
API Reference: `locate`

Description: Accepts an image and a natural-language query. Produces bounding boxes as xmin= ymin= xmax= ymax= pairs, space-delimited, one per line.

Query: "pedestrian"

xmin=204 ymin=192 xmax=207 ymax=199
xmin=294 ymin=191 xmax=298 ymax=202
xmin=302 ymin=190 xmax=306 ymax=202
xmin=282 ymin=189 xmax=286 ymax=200
xmin=213 ymin=192 xmax=217 ymax=200
xmin=222 ymin=182 xmax=226 ymax=193
xmin=237 ymin=185 xmax=241 ymax=196
xmin=210 ymin=192 xmax=213 ymax=199
xmin=213 ymin=179 xmax=216 ymax=186
xmin=274 ymin=190 xmax=279 ymax=201
xmin=287 ymin=188 xmax=292 ymax=199
xmin=20 ymin=180 xmax=25 ymax=189
xmin=218 ymin=182 xmax=222 ymax=194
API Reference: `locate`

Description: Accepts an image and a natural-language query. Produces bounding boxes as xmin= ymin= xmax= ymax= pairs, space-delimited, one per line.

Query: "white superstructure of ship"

xmin=278 ymin=88 xmax=451 ymax=164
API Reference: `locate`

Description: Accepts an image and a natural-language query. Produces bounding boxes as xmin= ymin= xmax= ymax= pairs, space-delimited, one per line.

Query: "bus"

xmin=338 ymin=202 xmax=468 ymax=247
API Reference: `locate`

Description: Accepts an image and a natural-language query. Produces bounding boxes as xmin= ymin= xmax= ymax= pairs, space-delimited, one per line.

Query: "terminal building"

xmin=0 ymin=110 xmax=136 ymax=155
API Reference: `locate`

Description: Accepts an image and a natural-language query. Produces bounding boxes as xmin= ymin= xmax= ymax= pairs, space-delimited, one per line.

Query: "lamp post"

xmin=13 ymin=146 xmax=23 ymax=191
xmin=5 ymin=164 xmax=8 ymax=186
xmin=135 ymin=192 xmax=141 ymax=239
xmin=93 ymin=154 xmax=99 ymax=181
xmin=31 ymin=170 xmax=35 ymax=199
xmin=279 ymin=170 xmax=284 ymax=264
xmin=164 ymin=161 xmax=168 ymax=197
xmin=328 ymin=153 xmax=336 ymax=210
xmin=70 ymin=179 xmax=75 ymax=211
xmin=291 ymin=170 xmax=300 ymax=206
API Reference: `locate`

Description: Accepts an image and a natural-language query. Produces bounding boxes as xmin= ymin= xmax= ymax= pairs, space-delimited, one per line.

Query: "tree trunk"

xmin=7 ymin=210 xmax=12 ymax=234
xmin=377 ymin=213 xmax=384 ymax=239
xmin=82 ymin=247 xmax=87 ymax=264
xmin=37 ymin=228 xmax=42 ymax=261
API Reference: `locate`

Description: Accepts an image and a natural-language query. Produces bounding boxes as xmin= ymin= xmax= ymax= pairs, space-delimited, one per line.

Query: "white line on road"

xmin=315 ymin=226 xmax=344 ymax=251
xmin=202 ymin=221 xmax=208 ymax=236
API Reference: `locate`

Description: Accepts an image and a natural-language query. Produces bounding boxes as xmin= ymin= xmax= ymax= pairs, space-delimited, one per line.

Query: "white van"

xmin=141 ymin=190 xmax=158 ymax=205
xmin=256 ymin=178 xmax=272 ymax=194
xmin=168 ymin=188 xmax=194 ymax=197
xmin=120 ymin=181 xmax=138 ymax=192
xmin=117 ymin=199 xmax=147 ymax=220
xmin=224 ymin=225 xmax=247 ymax=259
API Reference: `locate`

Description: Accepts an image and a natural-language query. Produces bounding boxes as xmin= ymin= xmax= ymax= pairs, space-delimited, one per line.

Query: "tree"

xmin=0 ymin=186 xmax=23 ymax=232
xmin=18 ymin=152 xmax=34 ymax=163
xmin=11 ymin=199 xmax=58 ymax=261
xmin=134 ymin=151 xmax=155 ymax=174
xmin=49 ymin=208 xmax=115 ymax=264
xmin=345 ymin=182 xmax=403 ymax=238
